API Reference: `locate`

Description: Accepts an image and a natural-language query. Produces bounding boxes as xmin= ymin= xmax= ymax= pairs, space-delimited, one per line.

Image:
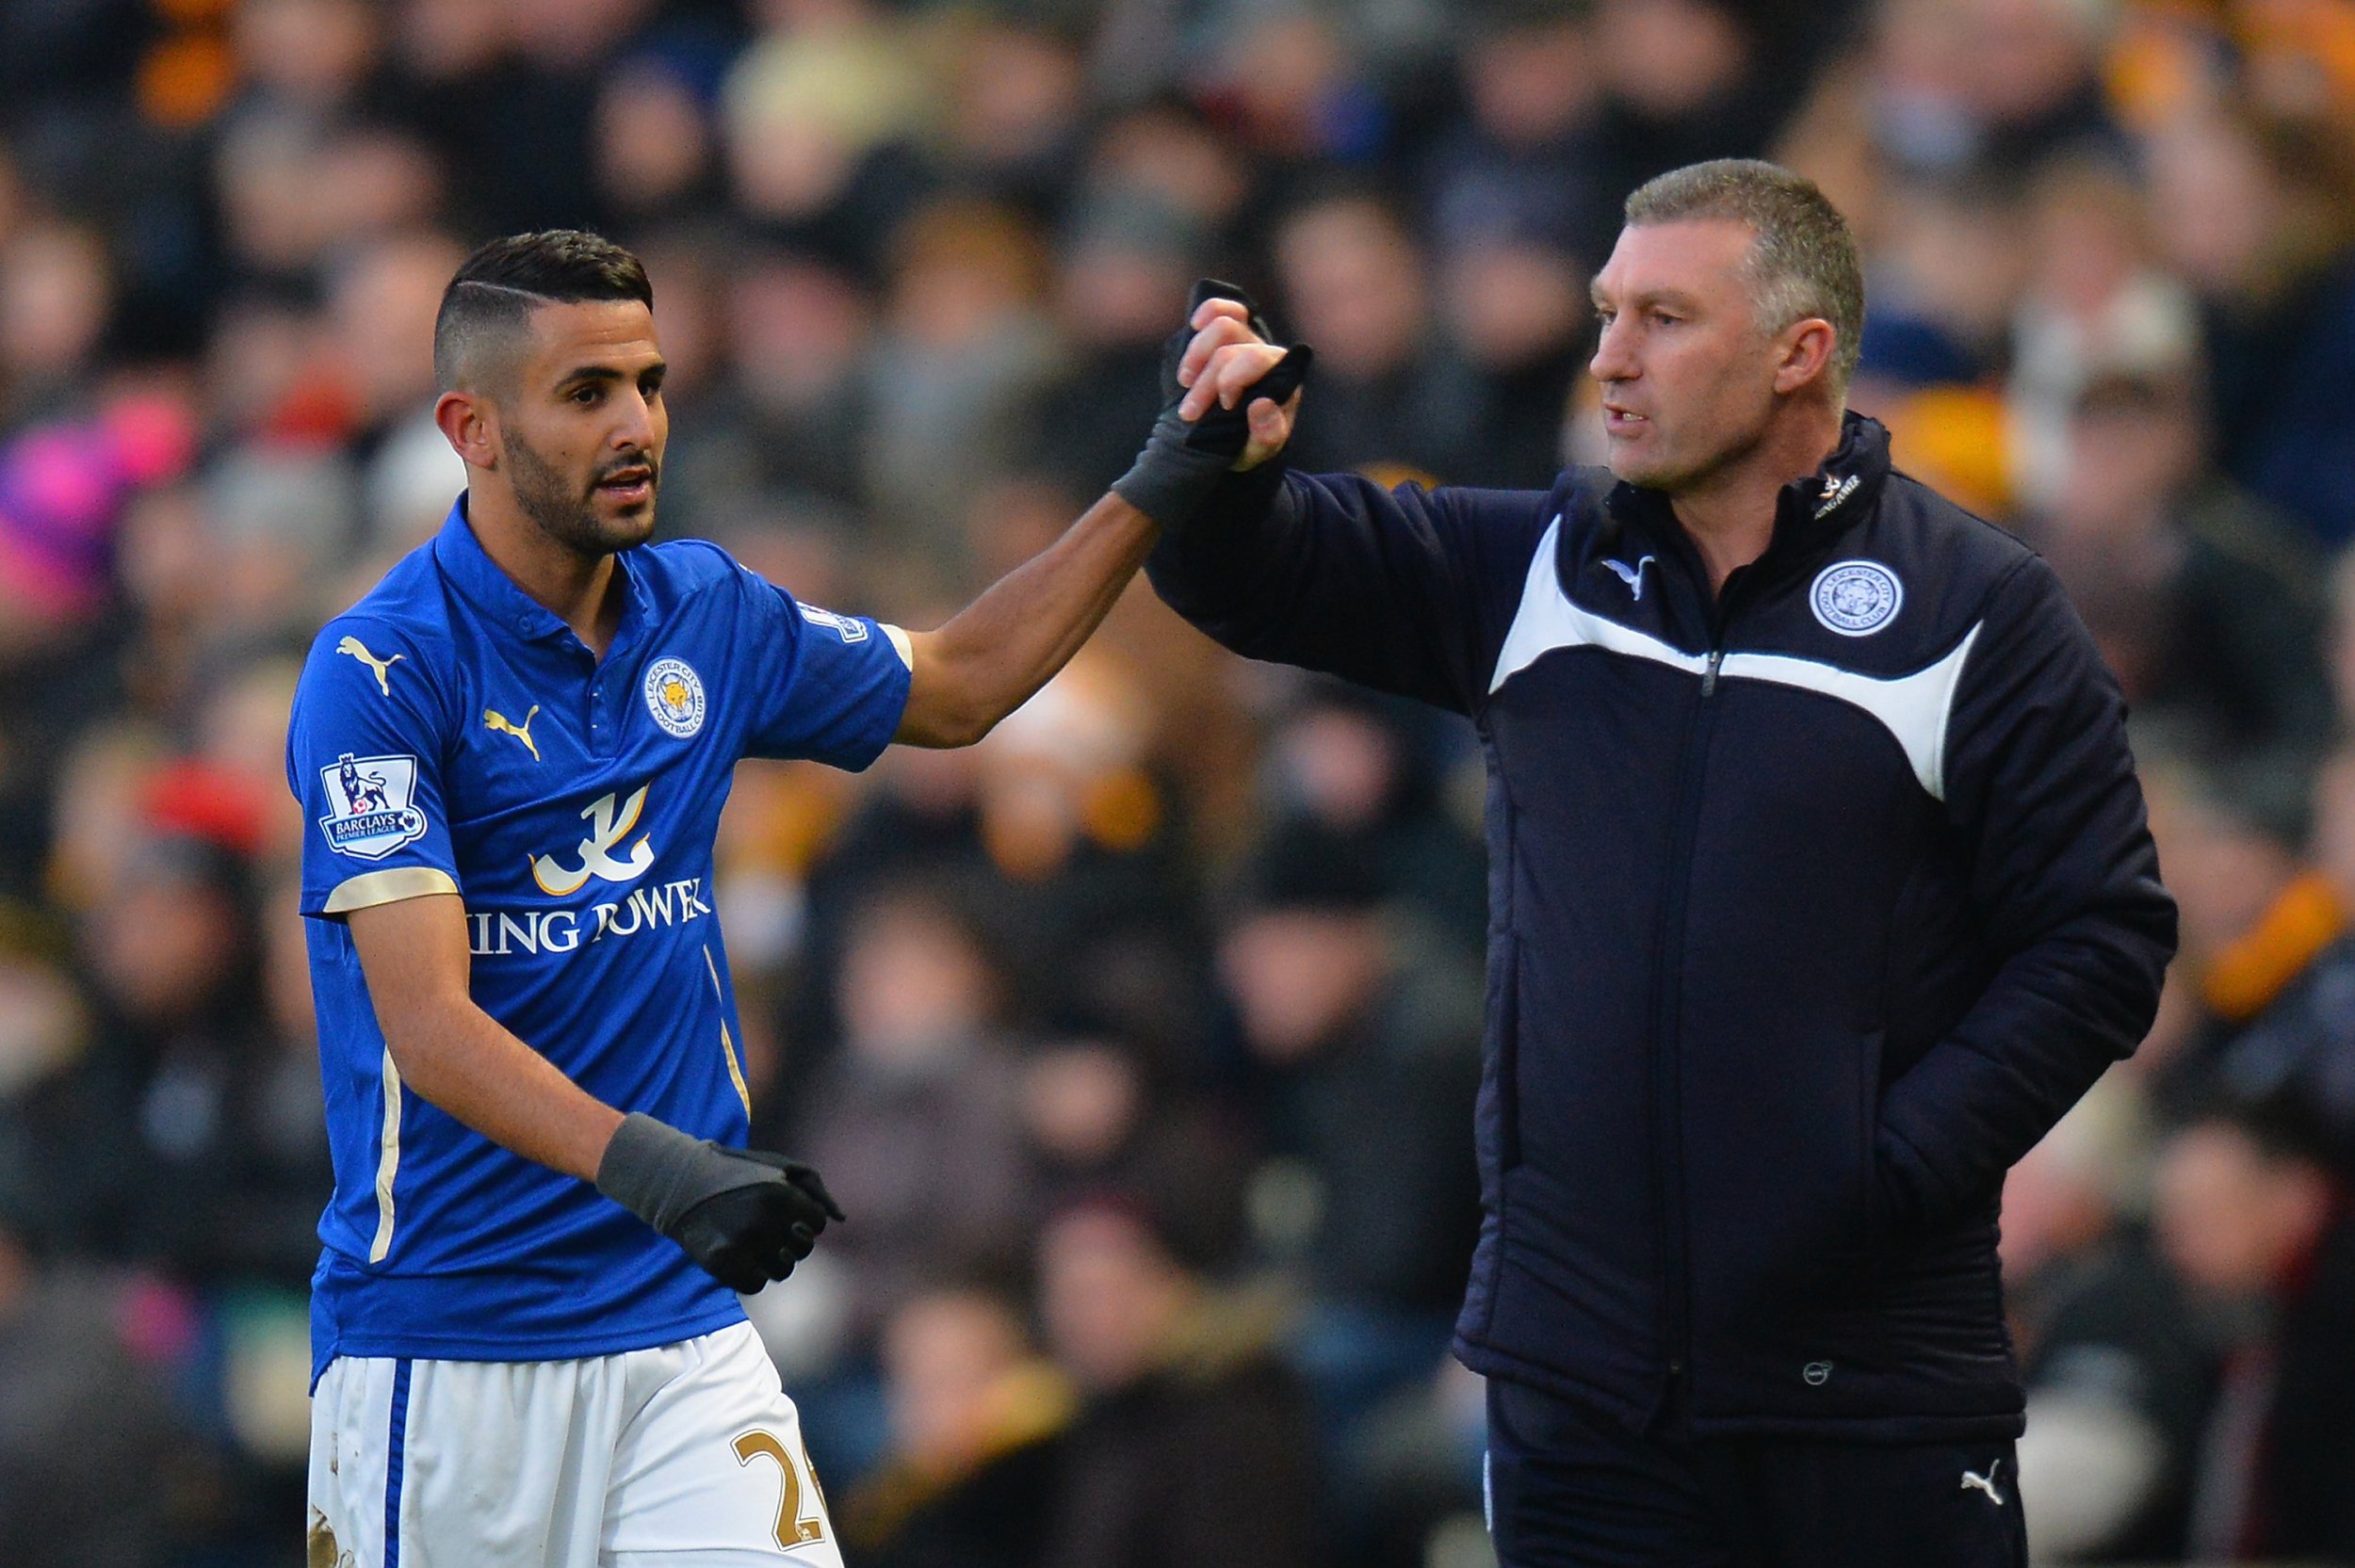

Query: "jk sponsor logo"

xmin=530 ymin=785 xmax=657 ymax=896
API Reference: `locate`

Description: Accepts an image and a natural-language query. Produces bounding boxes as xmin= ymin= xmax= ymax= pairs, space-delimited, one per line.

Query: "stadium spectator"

xmin=695 ymin=246 xmax=878 ymax=513
xmin=1218 ymin=819 xmax=1482 ymax=1339
xmin=2004 ymin=154 xmax=2201 ymax=511
xmin=837 ymin=1278 xmax=1072 ymax=1568
xmin=1015 ymin=1035 xmax=1251 ymax=1265
xmin=788 ymin=881 xmax=1034 ymax=1337
xmin=2191 ymin=747 xmax=2355 ymax=1177
xmin=1034 ymin=1194 xmax=1324 ymax=1568
xmin=1419 ymin=3 xmax=1611 ymax=269
xmin=1030 ymin=192 xmax=1204 ymax=500
xmin=2003 ymin=1081 xmax=2211 ymax=1561
xmin=0 ymin=1209 xmax=205 ymax=1568
xmin=1269 ymin=188 xmax=1457 ymax=478
xmin=2153 ymin=1103 xmax=2355 ymax=1560
xmin=1430 ymin=220 xmax=1589 ymax=490
xmin=2140 ymin=751 xmax=2340 ymax=1102
xmin=864 ymin=196 xmax=1064 ymax=547
xmin=68 ymin=830 xmax=327 ymax=1287
xmin=2147 ymin=105 xmax=2355 ymax=545
xmin=2018 ymin=369 xmax=2332 ymax=767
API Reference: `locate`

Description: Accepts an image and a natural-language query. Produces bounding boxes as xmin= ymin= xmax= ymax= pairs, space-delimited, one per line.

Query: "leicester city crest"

xmin=317 ymin=752 xmax=429 ymax=860
xmin=643 ymin=655 xmax=706 ymax=738
xmin=1810 ymin=559 xmax=1903 ymax=638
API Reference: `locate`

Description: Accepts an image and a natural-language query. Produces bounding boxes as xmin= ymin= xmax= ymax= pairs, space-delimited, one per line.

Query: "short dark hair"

xmin=1623 ymin=159 xmax=1864 ymax=392
xmin=432 ymin=230 xmax=654 ymax=393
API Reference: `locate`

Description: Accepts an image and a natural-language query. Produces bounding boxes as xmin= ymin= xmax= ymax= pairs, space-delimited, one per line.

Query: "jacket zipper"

xmin=1650 ymin=569 xmax=1746 ymax=1409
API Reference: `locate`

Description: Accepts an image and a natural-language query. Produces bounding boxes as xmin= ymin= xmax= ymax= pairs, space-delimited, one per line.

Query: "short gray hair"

xmin=1623 ymin=159 xmax=1864 ymax=391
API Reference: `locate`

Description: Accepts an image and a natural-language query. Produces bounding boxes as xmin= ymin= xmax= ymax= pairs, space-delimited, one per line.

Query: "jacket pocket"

xmin=1859 ymin=1026 xmax=1887 ymax=1255
xmin=1489 ymin=932 xmax=1523 ymax=1171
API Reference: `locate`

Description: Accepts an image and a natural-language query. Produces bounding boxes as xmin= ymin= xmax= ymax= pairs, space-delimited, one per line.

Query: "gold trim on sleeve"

xmin=368 ymin=1047 xmax=404 ymax=1263
xmin=705 ymin=945 xmax=755 ymax=1120
xmin=323 ymin=866 xmax=460 ymax=915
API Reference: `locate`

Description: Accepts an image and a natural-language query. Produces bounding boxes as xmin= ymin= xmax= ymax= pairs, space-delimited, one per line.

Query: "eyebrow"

xmin=1590 ymin=285 xmax=1702 ymax=312
xmin=555 ymin=361 xmax=667 ymax=388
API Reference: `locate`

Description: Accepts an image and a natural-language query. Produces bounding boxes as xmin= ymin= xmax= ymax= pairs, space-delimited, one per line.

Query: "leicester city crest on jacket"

xmin=317 ymin=752 xmax=429 ymax=859
xmin=1810 ymin=559 xmax=1903 ymax=637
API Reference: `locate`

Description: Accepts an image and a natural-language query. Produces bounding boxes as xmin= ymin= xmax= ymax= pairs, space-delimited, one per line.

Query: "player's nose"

xmin=608 ymin=393 xmax=658 ymax=452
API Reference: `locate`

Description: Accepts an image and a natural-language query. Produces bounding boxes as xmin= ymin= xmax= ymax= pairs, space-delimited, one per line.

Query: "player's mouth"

xmin=595 ymin=465 xmax=657 ymax=505
xmin=1602 ymin=402 xmax=1648 ymax=435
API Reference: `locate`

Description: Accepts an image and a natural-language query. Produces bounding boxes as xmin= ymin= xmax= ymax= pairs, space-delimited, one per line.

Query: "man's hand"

xmin=894 ymin=282 xmax=1307 ymax=749
xmin=596 ymin=1112 xmax=846 ymax=1293
xmin=1177 ymin=296 xmax=1303 ymax=470
xmin=1111 ymin=280 xmax=1310 ymax=527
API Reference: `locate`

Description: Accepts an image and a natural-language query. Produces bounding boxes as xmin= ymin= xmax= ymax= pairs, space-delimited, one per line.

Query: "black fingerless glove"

xmin=1112 ymin=279 xmax=1312 ymax=529
xmin=596 ymin=1112 xmax=846 ymax=1294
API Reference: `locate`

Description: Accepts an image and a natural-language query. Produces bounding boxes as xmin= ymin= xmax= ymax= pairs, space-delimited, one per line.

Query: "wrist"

xmin=595 ymin=1111 xmax=703 ymax=1231
xmin=1112 ymin=434 xmax=1231 ymax=530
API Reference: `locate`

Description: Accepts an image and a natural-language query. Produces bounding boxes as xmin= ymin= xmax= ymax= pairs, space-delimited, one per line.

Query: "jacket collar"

xmin=1775 ymin=409 xmax=1891 ymax=548
xmin=430 ymin=493 xmax=650 ymax=646
xmin=1600 ymin=410 xmax=1892 ymax=563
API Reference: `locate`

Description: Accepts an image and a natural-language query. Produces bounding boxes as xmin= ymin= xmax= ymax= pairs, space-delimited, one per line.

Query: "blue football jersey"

xmin=286 ymin=499 xmax=911 ymax=1382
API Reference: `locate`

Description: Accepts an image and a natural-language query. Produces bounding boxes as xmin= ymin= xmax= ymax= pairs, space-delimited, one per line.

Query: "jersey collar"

xmin=431 ymin=493 xmax=653 ymax=649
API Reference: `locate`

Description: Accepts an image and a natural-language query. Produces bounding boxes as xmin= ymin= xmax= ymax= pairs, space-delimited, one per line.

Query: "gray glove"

xmin=596 ymin=1112 xmax=845 ymax=1293
xmin=1112 ymin=279 xmax=1312 ymax=528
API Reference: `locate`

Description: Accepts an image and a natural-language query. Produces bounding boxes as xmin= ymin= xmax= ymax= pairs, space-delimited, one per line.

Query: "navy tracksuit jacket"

xmin=1147 ymin=412 xmax=2176 ymax=1444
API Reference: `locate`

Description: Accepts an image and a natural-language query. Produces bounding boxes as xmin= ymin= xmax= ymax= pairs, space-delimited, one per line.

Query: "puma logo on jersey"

xmin=483 ymin=704 xmax=542 ymax=761
xmin=1602 ymin=556 xmax=1656 ymax=601
xmin=530 ymin=785 xmax=657 ymax=896
xmin=336 ymin=636 xmax=404 ymax=696
xmin=1959 ymin=1460 xmax=2005 ymax=1506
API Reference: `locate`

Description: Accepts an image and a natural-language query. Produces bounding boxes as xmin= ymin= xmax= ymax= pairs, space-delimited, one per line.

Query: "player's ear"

xmin=1772 ymin=318 xmax=1836 ymax=396
xmin=435 ymin=388 xmax=500 ymax=469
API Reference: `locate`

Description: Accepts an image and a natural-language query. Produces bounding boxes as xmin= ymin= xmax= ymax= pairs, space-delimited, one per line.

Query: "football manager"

xmin=1116 ymin=160 xmax=2176 ymax=1566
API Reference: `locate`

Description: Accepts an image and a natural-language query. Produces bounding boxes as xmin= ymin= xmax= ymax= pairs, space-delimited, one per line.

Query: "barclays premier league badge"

xmin=318 ymin=753 xmax=430 ymax=860
xmin=1810 ymin=559 xmax=1903 ymax=638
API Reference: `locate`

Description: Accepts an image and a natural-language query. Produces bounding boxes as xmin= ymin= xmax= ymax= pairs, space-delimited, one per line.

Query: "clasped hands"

xmin=1111 ymin=281 xmax=1313 ymax=528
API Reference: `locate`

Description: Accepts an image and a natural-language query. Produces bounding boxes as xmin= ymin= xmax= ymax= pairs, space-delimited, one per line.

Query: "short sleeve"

xmin=734 ymin=567 xmax=912 ymax=768
xmin=287 ymin=622 xmax=463 ymax=919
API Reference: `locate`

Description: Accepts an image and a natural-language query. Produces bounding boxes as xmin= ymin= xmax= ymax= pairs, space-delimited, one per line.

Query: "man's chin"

xmin=1606 ymin=448 xmax=1671 ymax=489
xmin=1607 ymin=436 xmax=1706 ymax=493
xmin=593 ymin=495 xmax=659 ymax=547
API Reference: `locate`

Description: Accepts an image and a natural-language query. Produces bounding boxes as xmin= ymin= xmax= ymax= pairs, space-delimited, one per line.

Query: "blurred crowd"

xmin=4 ymin=0 xmax=2355 ymax=1563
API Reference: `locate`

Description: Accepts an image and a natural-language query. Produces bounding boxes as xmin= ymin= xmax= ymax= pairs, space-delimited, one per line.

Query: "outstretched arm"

xmin=894 ymin=288 xmax=1303 ymax=749
xmin=892 ymin=492 xmax=1161 ymax=749
xmin=1142 ymin=299 xmax=1558 ymax=715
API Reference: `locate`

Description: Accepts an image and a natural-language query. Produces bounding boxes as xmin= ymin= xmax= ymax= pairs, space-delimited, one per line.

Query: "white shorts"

xmin=307 ymin=1321 xmax=842 ymax=1568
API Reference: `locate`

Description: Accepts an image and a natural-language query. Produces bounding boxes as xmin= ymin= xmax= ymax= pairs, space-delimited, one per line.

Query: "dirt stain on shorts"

xmin=308 ymin=1509 xmax=349 ymax=1568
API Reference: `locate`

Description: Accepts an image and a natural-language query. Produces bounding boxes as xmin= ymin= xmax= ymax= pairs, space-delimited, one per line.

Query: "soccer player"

xmin=288 ymin=232 xmax=1288 ymax=1567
